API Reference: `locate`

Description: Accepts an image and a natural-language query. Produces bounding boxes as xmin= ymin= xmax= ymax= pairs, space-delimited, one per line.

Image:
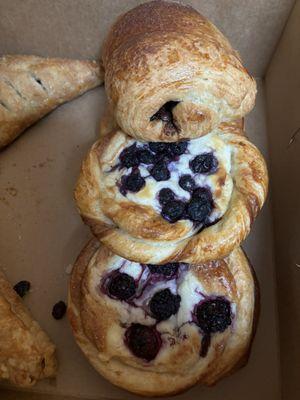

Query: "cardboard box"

xmin=0 ymin=1 xmax=298 ymax=399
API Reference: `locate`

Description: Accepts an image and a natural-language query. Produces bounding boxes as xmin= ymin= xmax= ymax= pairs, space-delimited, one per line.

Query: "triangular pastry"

xmin=0 ymin=55 xmax=103 ymax=149
xmin=0 ymin=271 xmax=57 ymax=387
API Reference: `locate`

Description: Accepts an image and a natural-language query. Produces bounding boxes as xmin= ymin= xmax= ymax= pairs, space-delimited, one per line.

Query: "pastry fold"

xmin=68 ymin=240 xmax=258 ymax=397
xmin=75 ymin=123 xmax=268 ymax=264
xmin=102 ymin=1 xmax=256 ymax=142
xmin=0 ymin=271 xmax=57 ymax=387
xmin=0 ymin=55 xmax=103 ymax=149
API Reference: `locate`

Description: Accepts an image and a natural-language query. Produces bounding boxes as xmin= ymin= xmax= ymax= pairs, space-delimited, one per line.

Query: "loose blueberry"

xmin=119 ymin=144 xmax=139 ymax=168
xmin=161 ymin=200 xmax=185 ymax=223
xmin=196 ymin=298 xmax=232 ymax=334
xmin=138 ymin=149 xmax=156 ymax=165
xmin=149 ymin=288 xmax=181 ymax=321
xmin=190 ymin=153 xmax=218 ymax=174
xmin=150 ymin=161 xmax=170 ymax=181
xmin=13 ymin=280 xmax=31 ymax=298
xmin=158 ymin=188 xmax=176 ymax=205
xmin=107 ymin=272 xmax=136 ymax=300
xmin=52 ymin=301 xmax=67 ymax=320
xmin=148 ymin=263 xmax=179 ymax=278
xmin=149 ymin=142 xmax=170 ymax=154
xmin=121 ymin=169 xmax=145 ymax=193
xmin=125 ymin=324 xmax=161 ymax=361
xmin=168 ymin=141 xmax=188 ymax=156
xmin=179 ymin=174 xmax=195 ymax=192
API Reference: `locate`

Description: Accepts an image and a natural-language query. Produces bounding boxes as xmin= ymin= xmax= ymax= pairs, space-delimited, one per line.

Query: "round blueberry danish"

xmin=75 ymin=122 xmax=268 ymax=264
xmin=68 ymin=240 xmax=258 ymax=397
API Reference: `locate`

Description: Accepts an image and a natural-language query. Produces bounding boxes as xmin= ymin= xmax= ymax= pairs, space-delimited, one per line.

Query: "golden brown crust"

xmin=68 ymin=241 xmax=258 ymax=396
xmin=101 ymin=1 xmax=256 ymax=142
xmin=0 ymin=55 xmax=103 ymax=149
xmin=0 ymin=271 xmax=57 ymax=387
xmin=75 ymin=124 xmax=268 ymax=264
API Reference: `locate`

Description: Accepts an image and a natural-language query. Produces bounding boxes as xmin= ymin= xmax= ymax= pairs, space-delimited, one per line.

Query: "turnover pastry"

xmin=0 ymin=55 xmax=103 ymax=149
xmin=101 ymin=0 xmax=256 ymax=142
xmin=68 ymin=240 xmax=258 ymax=397
xmin=75 ymin=123 xmax=268 ymax=264
xmin=0 ymin=271 xmax=56 ymax=387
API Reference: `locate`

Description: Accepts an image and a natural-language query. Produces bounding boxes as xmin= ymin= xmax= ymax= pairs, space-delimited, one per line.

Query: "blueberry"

xmin=107 ymin=272 xmax=136 ymax=300
xmin=120 ymin=169 xmax=145 ymax=193
xmin=125 ymin=324 xmax=161 ymax=361
xmin=148 ymin=263 xmax=179 ymax=278
xmin=179 ymin=174 xmax=195 ymax=192
xmin=150 ymin=101 xmax=179 ymax=122
xmin=168 ymin=141 xmax=188 ymax=156
xmin=137 ymin=149 xmax=156 ymax=164
xmin=13 ymin=280 xmax=30 ymax=298
xmin=150 ymin=161 xmax=170 ymax=181
xmin=149 ymin=142 xmax=170 ymax=154
xmin=192 ymin=187 xmax=212 ymax=201
xmin=119 ymin=144 xmax=139 ymax=168
xmin=158 ymin=188 xmax=175 ymax=205
xmin=161 ymin=200 xmax=185 ymax=223
xmin=52 ymin=301 xmax=67 ymax=320
xmin=186 ymin=196 xmax=212 ymax=222
xmin=149 ymin=288 xmax=181 ymax=321
xmin=190 ymin=153 xmax=218 ymax=174
xmin=196 ymin=298 xmax=232 ymax=334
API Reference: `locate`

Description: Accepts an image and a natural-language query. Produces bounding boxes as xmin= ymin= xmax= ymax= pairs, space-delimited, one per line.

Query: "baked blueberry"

xmin=125 ymin=323 xmax=162 ymax=361
xmin=148 ymin=263 xmax=179 ymax=278
xmin=149 ymin=142 xmax=170 ymax=154
xmin=186 ymin=196 xmax=212 ymax=222
xmin=107 ymin=272 xmax=136 ymax=300
xmin=149 ymin=288 xmax=181 ymax=321
xmin=190 ymin=153 xmax=218 ymax=174
xmin=161 ymin=200 xmax=185 ymax=223
xmin=196 ymin=298 xmax=232 ymax=334
xmin=168 ymin=141 xmax=188 ymax=156
xmin=179 ymin=174 xmax=195 ymax=192
xmin=150 ymin=161 xmax=170 ymax=181
xmin=158 ymin=188 xmax=176 ymax=205
xmin=120 ymin=168 xmax=145 ymax=193
xmin=150 ymin=101 xmax=179 ymax=123
xmin=119 ymin=144 xmax=139 ymax=168
xmin=138 ymin=149 xmax=156 ymax=164
xmin=192 ymin=187 xmax=212 ymax=201
xmin=13 ymin=280 xmax=30 ymax=297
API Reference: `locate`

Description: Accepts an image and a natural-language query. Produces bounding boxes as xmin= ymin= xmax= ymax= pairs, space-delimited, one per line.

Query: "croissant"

xmin=101 ymin=0 xmax=256 ymax=142
xmin=0 ymin=271 xmax=57 ymax=387
xmin=68 ymin=240 xmax=258 ymax=396
xmin=74 ymin=123 xmax=268 ymax=264
xmin=0 ymin=55 xmax=103 ymax=149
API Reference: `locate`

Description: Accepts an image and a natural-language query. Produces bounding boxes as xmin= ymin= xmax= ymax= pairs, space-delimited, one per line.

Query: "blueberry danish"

xmin=68 ymin=240 xmax=258 ymax=396
xmin=75 ymin=123 xmax=268 ymax=264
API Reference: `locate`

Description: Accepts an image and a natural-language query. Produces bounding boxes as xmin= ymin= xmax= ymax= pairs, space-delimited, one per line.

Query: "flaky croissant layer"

xmin=102 ymin=1 xmax=256 ymax=142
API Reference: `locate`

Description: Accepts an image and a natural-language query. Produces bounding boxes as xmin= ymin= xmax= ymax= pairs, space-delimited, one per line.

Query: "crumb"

xmin=0 ymin=196 xmax=9 ymax=206
xmin=65 ymin=264 xmax=73 ymax=275
xmin=5 ymin=187 xmax=18 ymax=197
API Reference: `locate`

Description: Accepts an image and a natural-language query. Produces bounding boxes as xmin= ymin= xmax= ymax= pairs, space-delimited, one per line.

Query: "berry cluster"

xmin=117 ymin=140 xmax=218 ymax=224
